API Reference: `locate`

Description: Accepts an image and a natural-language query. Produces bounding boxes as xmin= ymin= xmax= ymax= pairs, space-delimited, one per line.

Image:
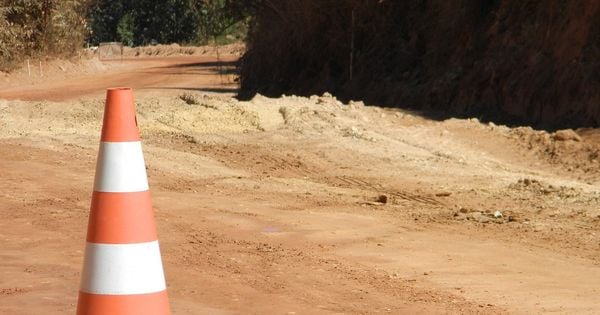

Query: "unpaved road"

xmin=1 ymin=55 xmax=600 ymax=314
xmin=0 ymin=55 xmax=238 ymax=101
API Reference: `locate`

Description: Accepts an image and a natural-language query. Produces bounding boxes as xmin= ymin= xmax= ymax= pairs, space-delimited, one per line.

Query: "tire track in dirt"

xmin=331 ymin=176 xmax=445 ymax=207
xmin=161 ymin=134 xmax=446 ymax=209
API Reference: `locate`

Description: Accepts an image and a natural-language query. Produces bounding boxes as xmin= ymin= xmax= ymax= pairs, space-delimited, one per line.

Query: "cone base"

xmin=77 ymin=291 xmax=170 ymax=315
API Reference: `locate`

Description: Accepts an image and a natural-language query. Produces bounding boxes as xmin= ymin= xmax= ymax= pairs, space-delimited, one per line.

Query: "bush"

xmin=87 ymin=0 xmax=253 ymax=46
xmin=0 ymin=0 xmax=89 ymax=70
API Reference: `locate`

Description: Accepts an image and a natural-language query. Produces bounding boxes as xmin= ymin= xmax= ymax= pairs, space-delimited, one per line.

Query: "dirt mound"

xmin=123 ymin=43 xmax=245 ymax=57
xmin=240 ymin=0 xmax=600 ymax=129
xmin=508 ymin=178 xmax=582 ymax=200
xmin=508 ymin=127 xmax=600 ymax=182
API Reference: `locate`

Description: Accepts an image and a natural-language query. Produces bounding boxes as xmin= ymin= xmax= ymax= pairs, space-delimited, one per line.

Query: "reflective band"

xmin=80 ymin=241 xmax=166 ymax=295
xmin=94 ymin=141 xmax=149 ymax=193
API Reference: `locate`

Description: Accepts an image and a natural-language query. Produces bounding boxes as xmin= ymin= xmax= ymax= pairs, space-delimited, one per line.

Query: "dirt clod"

xmin=552 ymin=129 xmax=582 ymax=142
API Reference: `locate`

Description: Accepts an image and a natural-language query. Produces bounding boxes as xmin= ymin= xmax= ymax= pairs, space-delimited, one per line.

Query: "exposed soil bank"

xmin=239 ymin=0 xmax=600 ymax=129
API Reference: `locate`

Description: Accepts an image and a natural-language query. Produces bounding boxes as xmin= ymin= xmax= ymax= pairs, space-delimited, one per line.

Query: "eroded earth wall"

xmin=240 ymin=0 xmax=600 ymax=128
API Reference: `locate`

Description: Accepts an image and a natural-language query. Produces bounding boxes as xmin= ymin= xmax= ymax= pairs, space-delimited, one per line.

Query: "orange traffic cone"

xmin=77 ymin=88 xmax=170 ymax=315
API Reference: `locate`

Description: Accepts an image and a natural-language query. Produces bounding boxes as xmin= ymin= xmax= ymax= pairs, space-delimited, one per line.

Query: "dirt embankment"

xmin=240 ymin=0 xmax=600 ymax=129
xmin=121 ymin=43 xmax=245 ymax=58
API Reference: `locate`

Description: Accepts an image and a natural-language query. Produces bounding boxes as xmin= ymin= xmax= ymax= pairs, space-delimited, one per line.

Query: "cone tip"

xmin=101 ymin=87 xmax=140 ymax=142
xmin=107 ymin=87 xmax=132 ymax=93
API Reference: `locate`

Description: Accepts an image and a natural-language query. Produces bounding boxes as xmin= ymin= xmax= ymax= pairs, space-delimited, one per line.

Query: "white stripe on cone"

xmin=94 ymin=141 xmax=149 ymax=193
xmin=80 ymin=241 xmax=167 ymax=295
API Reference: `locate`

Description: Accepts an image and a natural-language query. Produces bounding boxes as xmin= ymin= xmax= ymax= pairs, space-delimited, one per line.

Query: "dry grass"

xmin=0 ymin=1 xmax=88 ymax=71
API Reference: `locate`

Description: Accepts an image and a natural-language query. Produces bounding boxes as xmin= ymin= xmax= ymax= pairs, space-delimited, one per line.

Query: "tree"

xmin=195 ymin=0 xmax=259 ymax=44
xmin=87 ymin=0 xmax=128 ymax=45
xmin=116 ymin=12 xmax=133 ymax=46
xmin=87 ymin=0 xmax=200 ymax=45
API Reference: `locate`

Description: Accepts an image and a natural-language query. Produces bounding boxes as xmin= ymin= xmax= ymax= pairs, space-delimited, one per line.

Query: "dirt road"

xmin=1 ymin=55 xmax=600 ymax=314
xmin=0 ymin=55 xmax=238 ymax=101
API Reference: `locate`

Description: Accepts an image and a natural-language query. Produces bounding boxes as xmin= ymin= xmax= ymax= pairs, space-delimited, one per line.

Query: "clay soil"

xmin=1 ymin=53 xmax=600 ymax=314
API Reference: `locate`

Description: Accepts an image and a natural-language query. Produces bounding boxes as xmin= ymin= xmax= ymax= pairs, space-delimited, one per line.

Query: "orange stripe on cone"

xmin=77 ymin=87 xmax=170 ymax=314
xmin=77 ymin=291 xmax=170 ymax=315
xmin=87 ymin=191 xmax=157 ymax=244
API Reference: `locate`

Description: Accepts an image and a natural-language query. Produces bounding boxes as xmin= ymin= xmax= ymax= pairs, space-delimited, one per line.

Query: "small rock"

xmin=454 ymin=213 xmax=467 ymax=220
xmin=435 ymin=192 xmax=452 ymax=197
xmin=494 ymin=211 xmax=503 ymax=218
xmin=552 ymin=129 xmax=582 ymax=142
xmin=469 ymin=212 xmax=491 ymax=223
xmin=467 ymin=211 xmax=481 ymax=218
xmin=345 ymin=126 xmax=362 ymax=138
xmin=376 ymin=195 xmax=388 ymax=204
xmin=477 ymin=216 xmax=491 ymax=224
xmin=348 ymin=100 xmax=365 ymax=109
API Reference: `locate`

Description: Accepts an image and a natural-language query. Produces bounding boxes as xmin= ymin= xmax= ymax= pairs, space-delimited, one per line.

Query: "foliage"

xmin=196 ymin=0 xmax=258 ymax=44
xmin=0 ymin=0 xmax=254 ymax=70
xmin=0 ymin=0 xmax=89 ymax=70
xmin=132 ymin=0 xmax=200 ymax=45
xmin=196 ymin=0 xmax=236 ymax=44
xmin=87 ymin=0 xmax=252 ymax=46
xmin=116 ymin=12 xmax=134 ymax=46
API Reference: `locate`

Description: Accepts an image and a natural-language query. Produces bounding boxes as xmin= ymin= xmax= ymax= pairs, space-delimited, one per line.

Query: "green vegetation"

xmin=87 ymin=0 xmax=254 ymax=46
xmin=0 ymin=0 xmax=256 ymax=70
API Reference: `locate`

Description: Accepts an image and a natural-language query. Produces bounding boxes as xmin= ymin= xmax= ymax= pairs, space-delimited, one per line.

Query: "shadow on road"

xmin=145 ymin=86 xmax=238 ymax=93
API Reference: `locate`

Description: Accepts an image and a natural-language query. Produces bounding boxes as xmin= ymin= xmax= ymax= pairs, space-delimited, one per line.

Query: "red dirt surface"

xmin=1 ymin=54 xmax=600 ymax=314
xmin=0 ymin=55 xmax=238 ymax=101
